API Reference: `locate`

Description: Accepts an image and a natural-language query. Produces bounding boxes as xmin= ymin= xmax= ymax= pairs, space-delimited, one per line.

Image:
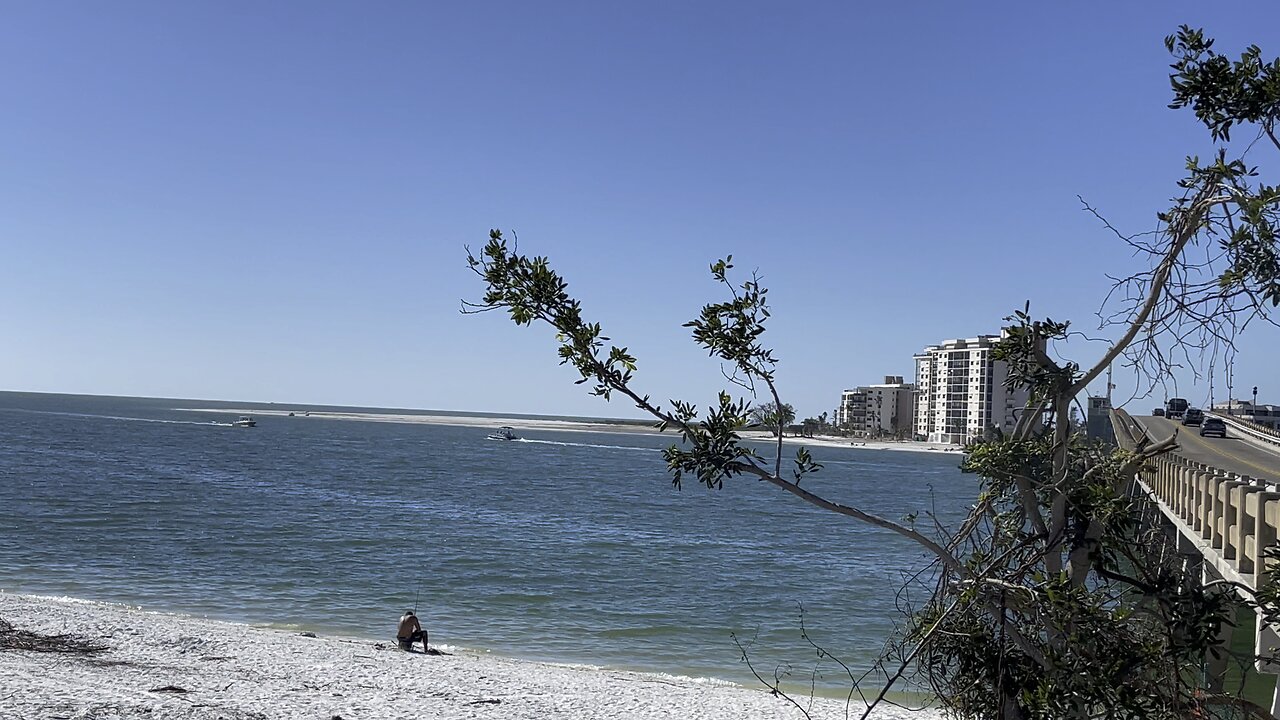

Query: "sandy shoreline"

xmin=177 ymin=407 xmax=965 ymax=455
xmin=0 ymin=592 xmax=939 ymax=719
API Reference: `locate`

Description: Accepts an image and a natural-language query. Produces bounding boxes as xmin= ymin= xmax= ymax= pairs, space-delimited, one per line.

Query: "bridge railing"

xmin=1139 ymin=450 xmax=1279 ymax=577
xmin=1207 ymin=411 xmax=1280 ymax=449
xmin=1112 ymin=408 xmax=1280 ymax=674
xmin=1110 ymin=408 xmax=1146 ymax=451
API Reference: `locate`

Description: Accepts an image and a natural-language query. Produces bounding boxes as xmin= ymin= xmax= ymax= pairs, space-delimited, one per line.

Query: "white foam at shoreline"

xmin=0 ymin=592 xmax=940 ymax=719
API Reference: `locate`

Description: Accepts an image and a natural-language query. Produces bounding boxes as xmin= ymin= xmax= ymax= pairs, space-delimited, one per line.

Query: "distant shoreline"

xmin=177 ymin=407 xmax=966 ymax=455
xmin=0 ymin=389 xmax=659 ymax=427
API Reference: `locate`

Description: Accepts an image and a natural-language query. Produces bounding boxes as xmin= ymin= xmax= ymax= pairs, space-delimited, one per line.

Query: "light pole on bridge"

xmin=1228 ymin=372 xmax=1234 ymax=417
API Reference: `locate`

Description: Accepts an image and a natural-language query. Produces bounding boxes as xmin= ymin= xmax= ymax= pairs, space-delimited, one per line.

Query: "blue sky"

xmin=1 ymin=2 xmax=1276 ymax=419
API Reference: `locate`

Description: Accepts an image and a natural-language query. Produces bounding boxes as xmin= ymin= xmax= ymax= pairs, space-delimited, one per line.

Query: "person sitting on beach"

xmin=396 ymin=610 xmax=428 ymax=652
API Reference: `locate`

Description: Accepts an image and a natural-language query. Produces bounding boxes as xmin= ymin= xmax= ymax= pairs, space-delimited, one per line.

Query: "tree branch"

xmin=1070 ymin=188 xmax=1229 ymax=398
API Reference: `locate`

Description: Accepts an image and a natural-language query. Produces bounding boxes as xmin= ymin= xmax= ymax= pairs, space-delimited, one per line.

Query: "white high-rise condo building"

xmin=913 ymin=335 xmax=1029 ymax=445
xmin=836 ymin=376 xmax=915 ymax=437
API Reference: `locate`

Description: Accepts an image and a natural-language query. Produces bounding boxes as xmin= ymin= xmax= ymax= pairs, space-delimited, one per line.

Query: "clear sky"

xmin=2 ymin=2 xmax=1276 ymax=419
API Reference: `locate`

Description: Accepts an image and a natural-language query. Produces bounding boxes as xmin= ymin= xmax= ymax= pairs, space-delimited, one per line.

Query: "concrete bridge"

xmin=1113 ymin=408 xmax=1280 ymax=714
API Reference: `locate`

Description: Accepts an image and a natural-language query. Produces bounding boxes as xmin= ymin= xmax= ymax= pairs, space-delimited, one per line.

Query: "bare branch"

xmin=1071 ymin=186 xmax=1229 ymax=398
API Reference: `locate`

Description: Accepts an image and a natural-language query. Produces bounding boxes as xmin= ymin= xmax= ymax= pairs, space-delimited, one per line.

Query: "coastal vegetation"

xmin=466 ymin=26 xmax=1280 ymax=719
xmin=749 ymin=401 xmax=796 ymax=438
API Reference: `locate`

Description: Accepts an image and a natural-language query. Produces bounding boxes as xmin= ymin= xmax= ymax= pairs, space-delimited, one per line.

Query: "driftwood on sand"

xmin=0 ymin=616 xmax=108 ymax=654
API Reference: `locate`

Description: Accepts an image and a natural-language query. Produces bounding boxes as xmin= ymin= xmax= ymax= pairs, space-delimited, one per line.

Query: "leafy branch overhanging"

xmin=463 ymin=26 xmax=1280 ymax=720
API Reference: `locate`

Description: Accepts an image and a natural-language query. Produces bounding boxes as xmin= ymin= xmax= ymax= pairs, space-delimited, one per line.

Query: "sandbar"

xmin=177 ymin=408 xmax=964 ymax=455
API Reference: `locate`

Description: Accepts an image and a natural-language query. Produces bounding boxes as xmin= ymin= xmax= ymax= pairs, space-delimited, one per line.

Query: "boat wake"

xmin=517 ymin=438 xmax=660 ymax=453
xmin=0 ymin=408 xmax=229 ymax=427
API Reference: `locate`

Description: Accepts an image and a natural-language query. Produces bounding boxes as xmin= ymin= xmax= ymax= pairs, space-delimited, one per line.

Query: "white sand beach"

xmin=178 ymin=407 xmax=965 ymax=455
xmin=0 ymin=593 xmax=939 ymax=720
xmin=744 ymin=432 xmax=966 ymax=455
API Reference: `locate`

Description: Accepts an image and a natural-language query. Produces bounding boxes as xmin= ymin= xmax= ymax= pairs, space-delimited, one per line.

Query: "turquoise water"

xmin=0 ymin=391 xmax=974 ymax=691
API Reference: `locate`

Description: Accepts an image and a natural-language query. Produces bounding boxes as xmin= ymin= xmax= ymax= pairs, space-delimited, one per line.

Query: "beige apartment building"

xmin=836 ymin=376 xmax=915 ymax=437
xmin=913 ymin=335 xmax=1028 ymax=445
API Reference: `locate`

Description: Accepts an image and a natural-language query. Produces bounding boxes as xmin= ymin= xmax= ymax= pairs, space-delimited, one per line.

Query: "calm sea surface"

xmin=0 ymin=392 xmax=975 ymax=692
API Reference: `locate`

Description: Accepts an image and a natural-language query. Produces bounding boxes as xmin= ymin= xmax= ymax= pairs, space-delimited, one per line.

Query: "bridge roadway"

xmin=1140 ymin=415 xmax=1280 ymax=485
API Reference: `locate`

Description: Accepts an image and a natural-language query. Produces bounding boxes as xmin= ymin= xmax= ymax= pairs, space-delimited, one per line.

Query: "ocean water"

xmin=0 ymin=391 xmax=975 ymax=692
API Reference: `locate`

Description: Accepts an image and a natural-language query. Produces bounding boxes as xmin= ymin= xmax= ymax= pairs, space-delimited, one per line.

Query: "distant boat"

xmin=232 ymin=416 xmax=257 ymax=428
xmin=486 ymin=426 xmax=518 ymax=441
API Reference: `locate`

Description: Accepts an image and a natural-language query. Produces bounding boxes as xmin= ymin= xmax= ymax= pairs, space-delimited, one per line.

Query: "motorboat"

xmin=486 ymin=426 xmax=518 ymax=441
xmin=232 ymin=416 xmax=257 ymax=428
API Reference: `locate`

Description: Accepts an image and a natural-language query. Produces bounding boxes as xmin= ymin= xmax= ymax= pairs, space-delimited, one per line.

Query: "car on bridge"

xmin=1199 ymin=417 xmax=1227 ymax=438
xmin=1153 ymin=408 xmax=1165 ymax=417
xmin=1182 ymin=408 xmax=1204 ymax=426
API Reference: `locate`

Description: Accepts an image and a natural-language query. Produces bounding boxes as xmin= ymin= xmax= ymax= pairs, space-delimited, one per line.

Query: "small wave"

xmin=819 ymin=458 xmax=952 ymax=473
xmin=488 ymin=592 xmax=556 ymax=605
xmin=644 ymin=672 xmax=739 ymax=687
xmin=597 ymin=625 xmax=686 ymax=639
xmin=517 ymin=438 xmax=660 ymax=453
xmin=536 ymin=660 xmax=741 ymax=688
xmin=17 ymin=592 xmax=144 ymax=611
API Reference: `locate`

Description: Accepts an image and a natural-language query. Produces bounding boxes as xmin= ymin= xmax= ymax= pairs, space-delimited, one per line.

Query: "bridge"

xmin=1113 ymin=408 xmax=1280 ymax=715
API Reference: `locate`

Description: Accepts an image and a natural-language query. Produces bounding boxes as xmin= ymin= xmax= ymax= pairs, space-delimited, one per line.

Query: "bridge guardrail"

xmin=1112 ymin=407 xmax=1280 ymax=665
xmin=1206 ymin=412 xmax=1280 ymax=450
xmin=1110 ymin=409 xmax=1141 ymax=451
